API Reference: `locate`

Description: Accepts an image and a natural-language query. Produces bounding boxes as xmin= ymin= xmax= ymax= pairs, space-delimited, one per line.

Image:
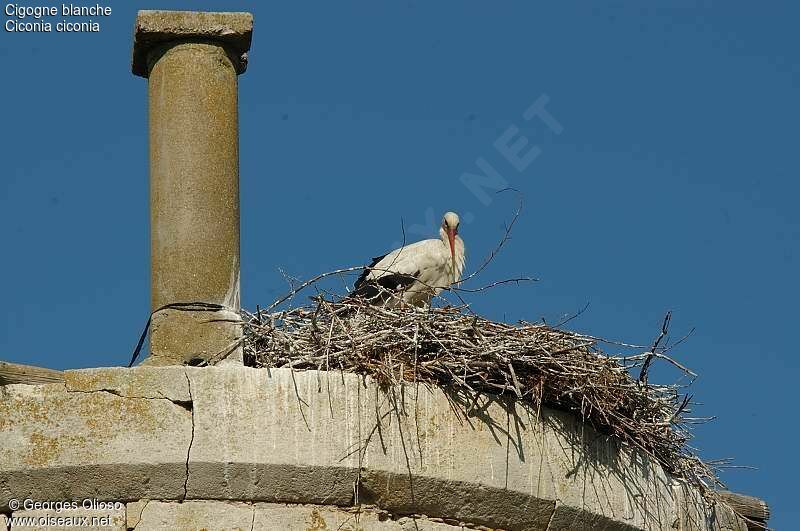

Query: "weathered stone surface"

xmin=132 ymin=10 xmax=253 ymax=76
xmin=126 ymin=500 xmax=469 ymax=530
xmin=11 ymin=505 xmax=126 ymax=530
xmin=0 ymin=366 xmax=748 ymax=530
xmin=125 ymin=500 xmax=147 ymax=530
xmin=672 ymin=481 xmax=751 ymax=531
xmin=133 ymin=500 xmax=254 ymax=530
xmin=253 ymin=503 xmax=466 ymax=530
xmin=64 ymin=366 xmax=191 ymax=402
xmin=675 ymin=482 xmax=709 ymax=531
xmin=146 ymin=309 xmax=243 ymax=366
xmin=708 ymin=504 xmax=747 ymax=531
xmin=546 ymin=503 xmax=638 ymax=531
xmin=184 ymin=367 xmax=674 ymax=530
xmin=146 ymin=39 xmax=240 ymax=316
xmin=0 ymin=380 xmax=191 ymax=512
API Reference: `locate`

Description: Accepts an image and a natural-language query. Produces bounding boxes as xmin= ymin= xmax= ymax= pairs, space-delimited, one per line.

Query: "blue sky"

xmin=1 ymin=2 xmax=797 ymax=527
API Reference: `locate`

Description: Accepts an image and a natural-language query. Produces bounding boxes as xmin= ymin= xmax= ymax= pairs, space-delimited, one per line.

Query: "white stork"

xmin=351 ymin=211 xmax=466 ymax=307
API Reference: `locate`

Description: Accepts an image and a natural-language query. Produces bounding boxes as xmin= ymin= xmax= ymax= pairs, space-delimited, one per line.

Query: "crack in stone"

xmin=64 ymin=387 xmax=124 ymax=398
xmin=130 ymin=499 xmax=150 ymax=531
xmin=545 ymin=501 xmax=558 ymax=530
xmin=182 ymin=370 xmax=195 ymax=501
xmin=64 ymin=386 xmax=187 ymax=404
xmin=249 ymin=505 xmax=256 ymax=531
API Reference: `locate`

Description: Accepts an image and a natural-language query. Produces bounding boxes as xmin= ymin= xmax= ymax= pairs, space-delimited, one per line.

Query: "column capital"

xmin=132 ymin=10 xmax=253 ymax=78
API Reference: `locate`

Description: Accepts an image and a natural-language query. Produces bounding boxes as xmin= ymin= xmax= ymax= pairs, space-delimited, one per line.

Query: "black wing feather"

xmin=351 ymin=252 xmax=420 ymax=303
xmin=354 ymin=254 xmax=388 ymax=289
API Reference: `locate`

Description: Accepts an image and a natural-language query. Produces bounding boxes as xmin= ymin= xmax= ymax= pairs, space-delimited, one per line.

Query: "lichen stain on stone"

xmin=424 ymin=413 xmax=441 ymax=439
xmin=77 ymin=393 xmax=163 ymax=436
xmin=306 ymin=508 xmax=327 ymax=530
xmin=223 ymin=377 xmax=238 ymax=398
xmin=10 ymin=385 xmax=186 ymax=468
xmin=64 ymin=370 xmax=103 ymax=392
xmin=0 ymin=386 xmax=68 ymax=438
xmin=65 ymin=369 xmax=144 ymax=397
xmin=22 ymin=398 xmax=154 ymax=466
xmin=24 ymin=432 xmax=62 ymax=466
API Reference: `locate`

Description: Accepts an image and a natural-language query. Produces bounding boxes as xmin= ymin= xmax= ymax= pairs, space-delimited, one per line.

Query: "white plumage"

xmin=352 ymin=212 xmax=466 ymax=307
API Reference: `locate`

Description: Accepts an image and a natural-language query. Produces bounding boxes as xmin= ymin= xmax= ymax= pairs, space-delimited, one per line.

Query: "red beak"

xmin=447 ymin=228 xmax=457 ymax=281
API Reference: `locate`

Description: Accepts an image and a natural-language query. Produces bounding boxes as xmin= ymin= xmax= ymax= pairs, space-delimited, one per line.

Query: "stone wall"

xmin=0 ymin=367 xmax=746 ymax=530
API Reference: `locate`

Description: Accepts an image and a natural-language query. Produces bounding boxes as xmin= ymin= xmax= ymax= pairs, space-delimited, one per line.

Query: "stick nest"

xmin=243 ymin=297 xmax=720 ymax=495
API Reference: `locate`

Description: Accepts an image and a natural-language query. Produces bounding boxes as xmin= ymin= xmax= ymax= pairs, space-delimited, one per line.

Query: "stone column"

xmin=132 ymin=11 xmax=253 ymax=366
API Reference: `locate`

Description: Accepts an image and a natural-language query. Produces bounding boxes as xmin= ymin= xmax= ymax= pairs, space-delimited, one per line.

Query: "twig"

xmin=639 ymin=311 xmax=672 ymax=386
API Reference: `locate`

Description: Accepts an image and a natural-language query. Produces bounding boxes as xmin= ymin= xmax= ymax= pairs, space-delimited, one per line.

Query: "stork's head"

xmin=440 ymin=211 xmax=460 ymax=280
xmin=442 ymin=211 xmax=460 ymax=234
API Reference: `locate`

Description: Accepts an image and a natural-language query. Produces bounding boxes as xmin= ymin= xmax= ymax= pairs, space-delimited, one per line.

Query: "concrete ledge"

xmin=0 ymin=367 xmax=747 ymax=530
xmin=0 ymin=371 xmax=192 ymax=508
xmin=127 ymin=500 xmax=478 ymax=530
xmin=64 ymin=366 xmax=191 ymax=402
